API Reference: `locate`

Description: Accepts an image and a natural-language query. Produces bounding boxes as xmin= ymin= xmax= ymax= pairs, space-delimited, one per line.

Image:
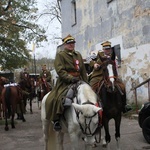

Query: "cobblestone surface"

xmin=0 ymin=100 xmax=150 ymax=150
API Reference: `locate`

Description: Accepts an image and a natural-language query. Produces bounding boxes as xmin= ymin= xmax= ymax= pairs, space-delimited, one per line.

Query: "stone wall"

xmin=60 ymin=0 xmax=150 ymax=103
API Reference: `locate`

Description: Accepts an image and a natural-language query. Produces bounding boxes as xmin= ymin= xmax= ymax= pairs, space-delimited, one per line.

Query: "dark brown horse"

xmin=18 ymin=77 xmax=36 ymax=114
xmin=0 ymin=76 xmax=9 ymax=119
xmin=96 ymin=60 xmax=124 ymax=149
xmin=1 ymin=85 xmax=25 ymax=131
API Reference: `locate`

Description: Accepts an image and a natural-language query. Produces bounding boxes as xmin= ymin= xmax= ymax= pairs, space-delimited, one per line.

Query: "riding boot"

xmin=53 ymin=114 xmax=62 ymax=131
xmin=63 ymin=87 xmax=74 ymax=107
xmin=122 ymin=94 xmax=132 ymax=113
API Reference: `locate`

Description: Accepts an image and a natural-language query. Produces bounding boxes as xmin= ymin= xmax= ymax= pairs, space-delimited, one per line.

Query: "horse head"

xmin=0 ymin=76 xmax=9 ymax=86
xmin=101 ymin=60 xmax=117 ymax=92
xmin=71 ymin=82 xmax=102 ymax=145
xmin=72 ymin=102 xmax=102 ymax=145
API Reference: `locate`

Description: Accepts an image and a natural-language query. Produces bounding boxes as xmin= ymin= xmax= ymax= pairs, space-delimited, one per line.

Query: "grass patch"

xmin=123 ymin=103 xmax=142 ymax=118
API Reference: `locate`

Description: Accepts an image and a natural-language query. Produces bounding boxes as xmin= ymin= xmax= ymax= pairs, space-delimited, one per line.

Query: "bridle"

xmin=75 ymin=101 xmax=101 ymax=143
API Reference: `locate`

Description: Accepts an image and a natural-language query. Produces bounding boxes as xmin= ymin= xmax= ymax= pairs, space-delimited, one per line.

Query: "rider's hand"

xmin=71 ymin=77 xmax=79 ymax=83
xmin=94 ymin=63 xmax=100 ymax=70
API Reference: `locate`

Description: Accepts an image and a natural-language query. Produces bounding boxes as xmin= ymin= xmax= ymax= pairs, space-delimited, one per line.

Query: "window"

xmin=113 ymin=45 xmax=121 ymax=68
xmin=71 ymin=0 xmax=77 ymax=26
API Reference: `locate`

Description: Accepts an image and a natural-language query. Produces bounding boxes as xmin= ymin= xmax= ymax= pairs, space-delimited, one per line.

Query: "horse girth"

xmin=92 ymin=81 xmax=104 ymax=95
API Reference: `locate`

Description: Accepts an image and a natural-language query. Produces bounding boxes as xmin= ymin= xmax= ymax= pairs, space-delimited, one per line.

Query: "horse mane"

xmin=77 ymin=82 xmax=98 ymax=104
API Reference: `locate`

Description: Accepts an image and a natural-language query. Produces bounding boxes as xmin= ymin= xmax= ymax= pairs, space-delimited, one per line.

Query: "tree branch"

xmin=4 ymin=0 xmax=12 ymax=11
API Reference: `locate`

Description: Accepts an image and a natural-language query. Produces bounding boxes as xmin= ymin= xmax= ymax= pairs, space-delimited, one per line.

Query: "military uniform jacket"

xmin=20 ymin=71 xmax=29 ymax=81
xmin=89 ymin=51 xmax=114 ymax=87
xmin=46 ymin=49 xmax=88 ymax=120
xmin=39 ymin=69 xmax=51 ymax=83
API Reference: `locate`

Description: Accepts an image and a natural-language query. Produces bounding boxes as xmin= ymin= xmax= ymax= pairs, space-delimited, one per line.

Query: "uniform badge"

xmin=74 ymin=59 xmax=80 ymax=71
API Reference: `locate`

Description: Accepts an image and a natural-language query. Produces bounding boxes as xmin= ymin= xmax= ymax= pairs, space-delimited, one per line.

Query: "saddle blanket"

xmin=4 ymin=83 xmax=18 ymax=87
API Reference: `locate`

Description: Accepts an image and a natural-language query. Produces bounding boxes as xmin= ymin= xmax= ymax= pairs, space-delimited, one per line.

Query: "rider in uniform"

xmin=17 ymin=67 xmax=30 ymax=119
xmin=45 ymin=34 xmax=88 ymax=131
xmin=89 ymin=41 xmax=132 ymax=113
xmin=19 ymin=67 xmax=30 ymax=96
xmin=39 ymin=64 xmax=52 ymax=90
xmin=20 ymin=67 xmax=29 ymax=81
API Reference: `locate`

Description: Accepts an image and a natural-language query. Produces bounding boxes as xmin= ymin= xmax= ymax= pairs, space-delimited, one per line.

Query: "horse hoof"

xmin=12 ymin=126 xmax=15 ymax=129
xmin=5 ymin=127 xmax=9 ymax=131
xmin=92 ymin=144 xmax=97 ymax=148
xmin=23 ymin=119 xmax=26 ymax=122
xmin=102 ymin=144 xmax=107 ymax=148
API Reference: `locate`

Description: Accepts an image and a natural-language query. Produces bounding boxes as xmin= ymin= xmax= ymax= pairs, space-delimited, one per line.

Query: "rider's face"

xmin=103 ymin=48 xmax=112 ymax=56
xmin=64 ymin=42 xmax=75 ymax=51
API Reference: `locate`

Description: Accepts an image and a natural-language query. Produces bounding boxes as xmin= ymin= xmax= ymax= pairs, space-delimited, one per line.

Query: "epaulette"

xmin=57 ymin=50 xmax=64 ymax=54
xmin=98 ymin=50 xmax=103 ymax=52
xmin=74 ymin=51 xmax=79 ymax=54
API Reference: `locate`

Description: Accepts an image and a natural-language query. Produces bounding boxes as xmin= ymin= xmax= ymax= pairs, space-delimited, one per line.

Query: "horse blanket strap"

xmin=4 ymin=83 xmax=18 ymax=87
xmin=68 ymin=71 xmax=80 ymax=77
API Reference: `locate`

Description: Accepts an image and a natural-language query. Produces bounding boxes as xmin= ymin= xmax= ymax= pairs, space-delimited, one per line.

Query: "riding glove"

xmin=71 ymin=77 xmax=79 ymax=83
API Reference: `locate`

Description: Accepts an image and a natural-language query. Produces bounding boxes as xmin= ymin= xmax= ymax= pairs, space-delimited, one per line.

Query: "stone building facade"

xmin=60 ymin=0 xmax=150 ymax=104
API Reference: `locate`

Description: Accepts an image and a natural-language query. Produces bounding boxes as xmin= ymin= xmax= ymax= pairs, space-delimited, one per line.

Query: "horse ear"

xmin=93 ymin=106 xmax=102 ymax=113
xmin=72 ymin=103 xmax=82 ymax=112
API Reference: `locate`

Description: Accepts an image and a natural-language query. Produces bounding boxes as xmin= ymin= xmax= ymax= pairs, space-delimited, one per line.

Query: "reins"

xmin=75 ymin=103 xmax=100 ymax=137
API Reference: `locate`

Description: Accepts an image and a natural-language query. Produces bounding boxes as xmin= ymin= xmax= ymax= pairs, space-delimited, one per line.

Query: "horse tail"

xmin=5 ymin=87 xmax=11 ymax=117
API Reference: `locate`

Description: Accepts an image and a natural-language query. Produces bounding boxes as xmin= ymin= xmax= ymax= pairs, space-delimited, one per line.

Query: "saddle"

xmin=92 ymin=79 xmax=125 ymax=96
xmin=62 ymin=81 xmax=84 ymax=107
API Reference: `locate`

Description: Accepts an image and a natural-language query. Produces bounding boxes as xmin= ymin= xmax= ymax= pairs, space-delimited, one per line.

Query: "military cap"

xmin=62 ymin=34 xmax=76 ymax=44
xmin=101 ymin=41 xmax=111 ymax=49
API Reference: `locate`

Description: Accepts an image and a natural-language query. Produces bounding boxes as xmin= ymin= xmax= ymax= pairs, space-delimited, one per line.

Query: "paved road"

xmin=0 ymin=101 xmax=150 ymax=150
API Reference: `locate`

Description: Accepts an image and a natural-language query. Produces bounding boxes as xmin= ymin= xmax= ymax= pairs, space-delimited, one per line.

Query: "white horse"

xmin=41 ymin=81 xmax=102 ymax=150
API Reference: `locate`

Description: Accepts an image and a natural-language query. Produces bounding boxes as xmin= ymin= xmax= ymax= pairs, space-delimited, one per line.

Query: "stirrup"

xmin=53 ymin=121 xmax=62 ymax=131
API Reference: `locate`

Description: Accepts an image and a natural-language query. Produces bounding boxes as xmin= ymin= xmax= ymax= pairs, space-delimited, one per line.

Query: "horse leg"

xmin=4 ymin=109 xmax=9 ymax=131
xmin=42 ymin=119 xmax=50 ymax=150
xmin=114 ymin=115 xmax=121 ymax=150
xmin=69 ymin=132 xmax=80 ymax=150
xmin=11 ymin=108 xmax=15 ymax=129
xmin=0 ymin=103 xmax=2 ymax=120
xmin=19 ymin=101 xmax=26 ymax=122
xmin=29 ymin=98 xmax=33 ymax=114
xmin=103 ymin=119 xmax=111 ymax=150
xmin=57 ymin=132 xmax=64 ymax=150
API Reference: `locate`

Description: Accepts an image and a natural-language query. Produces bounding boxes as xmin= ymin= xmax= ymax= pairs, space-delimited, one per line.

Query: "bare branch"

xmin=12 ymin=23 xmax=44 ymax=37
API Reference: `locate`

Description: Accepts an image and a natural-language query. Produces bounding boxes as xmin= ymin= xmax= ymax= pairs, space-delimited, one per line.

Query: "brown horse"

xmin=36 ymin=77 xmax=52 ymax=108
xmin=0 ymin=76 xmax=9 ymax=119
xmin=1 ymin=85 xmax=26 ymax=131
xmin=18 ymin=77 xmax=36 ymax=114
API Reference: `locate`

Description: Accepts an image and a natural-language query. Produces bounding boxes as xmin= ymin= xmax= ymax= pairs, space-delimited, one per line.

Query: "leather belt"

xmin=68 ymin=72 xmax=80 ymax=77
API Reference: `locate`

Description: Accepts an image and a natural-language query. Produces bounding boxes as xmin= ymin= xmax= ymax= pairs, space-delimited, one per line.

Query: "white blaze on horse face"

xmin=107 ymin=64 xmax=115 ymax=89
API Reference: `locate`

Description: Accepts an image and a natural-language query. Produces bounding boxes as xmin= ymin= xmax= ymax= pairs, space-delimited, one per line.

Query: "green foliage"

xmin=0 ymin=0 xmax=47 ymax=71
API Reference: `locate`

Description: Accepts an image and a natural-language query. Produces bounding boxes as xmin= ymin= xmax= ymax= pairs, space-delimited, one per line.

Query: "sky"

xmin=31 ymin=0 xmax=62 ymax=59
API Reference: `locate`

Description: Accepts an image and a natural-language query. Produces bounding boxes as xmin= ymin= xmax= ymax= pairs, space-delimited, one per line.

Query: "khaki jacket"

xmin=89 ymin=51 xmax=115 ymax=87
xmin=46 ymin=49 xmax=88 ymax=120
xmin=39 ymin=69 xmax=52 ymax=83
